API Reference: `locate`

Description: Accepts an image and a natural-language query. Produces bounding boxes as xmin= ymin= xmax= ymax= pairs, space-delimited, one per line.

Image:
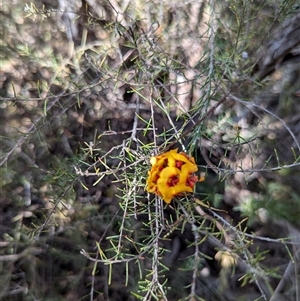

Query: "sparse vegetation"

xmin=1 ymin=1 xmax=300 ymax=300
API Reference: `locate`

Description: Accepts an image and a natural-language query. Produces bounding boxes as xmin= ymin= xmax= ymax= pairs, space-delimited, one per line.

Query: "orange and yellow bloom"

xmin=146 ymin=149 xmax=203 ymax=203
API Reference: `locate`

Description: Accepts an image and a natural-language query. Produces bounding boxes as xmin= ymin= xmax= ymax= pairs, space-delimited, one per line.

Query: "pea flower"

xmin=146 ymin=149 xmax=204 ymax=203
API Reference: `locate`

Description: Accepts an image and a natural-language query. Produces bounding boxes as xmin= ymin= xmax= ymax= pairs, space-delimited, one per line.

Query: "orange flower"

xmin=146 ymin=149 xmax=204 ymax=203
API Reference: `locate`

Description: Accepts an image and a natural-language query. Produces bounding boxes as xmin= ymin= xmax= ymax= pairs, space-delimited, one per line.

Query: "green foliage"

xmin=1 ymin=0 xmax=300 ymax=300
xmin=247 ymin=182 xmax=300 ymax=226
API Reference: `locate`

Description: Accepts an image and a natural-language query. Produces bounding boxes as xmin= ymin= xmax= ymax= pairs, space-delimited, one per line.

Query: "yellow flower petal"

xmin=150 ymin=157 xmax=157 ymax=165
xmin=158 ymin=166 xmax=180 ymax=179
xmin=146 ymin=149 xmax=202 ymax=204
xmin=172 ymin=152 xmax=190 ymax=164
xmin=159 ymin=183 xmax=193 ymax=203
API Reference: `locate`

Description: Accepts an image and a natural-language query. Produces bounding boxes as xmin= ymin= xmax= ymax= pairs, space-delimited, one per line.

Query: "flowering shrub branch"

xmin=146 ymin=149 xmax=204 ymax=203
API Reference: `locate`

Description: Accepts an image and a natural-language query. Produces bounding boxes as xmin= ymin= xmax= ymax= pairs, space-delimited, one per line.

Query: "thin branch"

xmin=80 ymin=228 xmax=164 ymax=265
xmin=199 ymin=161 xmax=300 ymax=174
xmin=229 ymin=94 xmax=300 ymax=153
